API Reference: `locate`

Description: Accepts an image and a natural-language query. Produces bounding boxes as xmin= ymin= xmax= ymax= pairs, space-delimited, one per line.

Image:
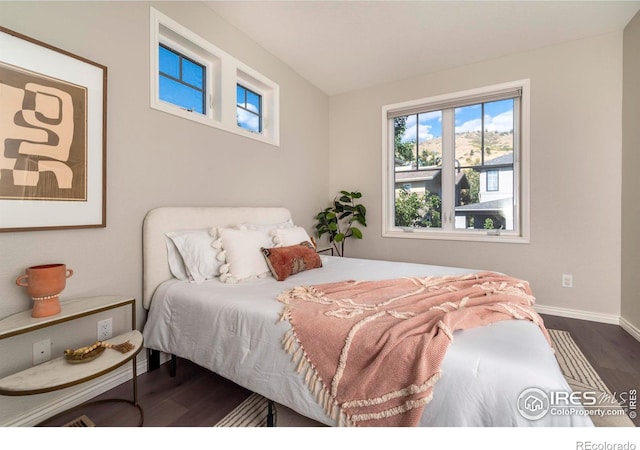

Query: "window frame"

xmin=381 ymin=80 xmax=530 ymax=243
xmin=150 ymin=7 xmax=280 ymax=146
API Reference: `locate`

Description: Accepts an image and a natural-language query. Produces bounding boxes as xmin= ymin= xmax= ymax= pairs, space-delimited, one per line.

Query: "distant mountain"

xmin=418 ymin=130 xmax=514 ymax=167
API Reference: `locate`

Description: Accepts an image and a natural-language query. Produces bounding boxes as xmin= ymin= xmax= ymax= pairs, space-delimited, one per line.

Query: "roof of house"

xmin=395 ymin=169 xmax=469 ymax=188
xmin=455 ymin=197 xmax=513 ymax=213
xmin=484 ymin=153 xmax=514 ymax=166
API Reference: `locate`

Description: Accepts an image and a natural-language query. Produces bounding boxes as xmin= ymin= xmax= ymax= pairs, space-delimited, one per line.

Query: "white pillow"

xmin=165 ymin=237 xmax=189 ymax=281
xmin=213 ymin=228 xmax=274 ymax=283
xmin=271 ymin=226 xmax=314 ymax=248
xmin=165 ymin=229 xmax=221 ymax=283
xmin=236 ymin=219 xmax=294 ymax=233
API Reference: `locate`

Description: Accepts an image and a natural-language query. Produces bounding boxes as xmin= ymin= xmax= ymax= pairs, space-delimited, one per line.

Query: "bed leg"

xmin=148 ymin=349 xmax=160 ymax=372
xmin=169 ymin=354 xmax=177 ymax=377
xmin=267 ymin=400 xmax=275 ymax=427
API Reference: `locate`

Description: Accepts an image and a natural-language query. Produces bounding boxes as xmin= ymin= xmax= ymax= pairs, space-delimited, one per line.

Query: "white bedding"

xmin=142 ymin=255 xmax=593 ymax=427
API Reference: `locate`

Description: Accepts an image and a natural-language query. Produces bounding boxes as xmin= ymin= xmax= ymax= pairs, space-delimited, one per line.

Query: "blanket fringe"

xmin=281 ymin=327 xmax=354 ymax=426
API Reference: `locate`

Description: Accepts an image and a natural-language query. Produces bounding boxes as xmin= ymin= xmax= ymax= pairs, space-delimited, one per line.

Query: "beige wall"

xmin=329 ymin=33 xmax=624 ymax=321
xmin=622 ymin=12 xmax=640 ymax=331
xmin=0 ymin=1 xmax=329 ymax=424
xmin=0 ymin=0 xmax=636 ymax=427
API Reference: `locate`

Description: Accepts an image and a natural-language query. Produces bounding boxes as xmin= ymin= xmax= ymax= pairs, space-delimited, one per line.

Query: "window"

xmin=382 ymin=80 xmax=530 ymax=242
xmin=486 ymin=170 xmax=499 ymax=192
xmin=159 ymin=44 xmax=206 ymax=114
xmin=150 ymin=7 xmax=280 ymax=146
xmin=236 ymin=84 xmax=262 ymax=133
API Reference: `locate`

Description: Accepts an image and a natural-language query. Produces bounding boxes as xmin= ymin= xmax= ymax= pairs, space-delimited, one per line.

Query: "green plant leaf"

xmin=351 ymin=227 xmax=363 ymax=239
xmin=339 ymin=195 xmax=351 ymax=203
xmin=328 ymin=222 xmax=338 ymax=231
xmin=326 ymin=211 xmax=336 ymax=220
xmin=334 ymin=233 xmax=345 ymax=242
xmin=354 ymin=215 xmax=367 ymax=226
xmin=351 ymin=191 xmax=362 ymax=199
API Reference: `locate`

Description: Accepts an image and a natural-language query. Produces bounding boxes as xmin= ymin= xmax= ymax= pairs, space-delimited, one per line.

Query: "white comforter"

xmin=142 ymin=255 xmax=593 ymax=427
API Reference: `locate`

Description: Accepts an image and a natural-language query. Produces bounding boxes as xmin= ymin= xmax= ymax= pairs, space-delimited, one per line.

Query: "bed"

xmin=141 ymin=206 xmax=593 ymax=427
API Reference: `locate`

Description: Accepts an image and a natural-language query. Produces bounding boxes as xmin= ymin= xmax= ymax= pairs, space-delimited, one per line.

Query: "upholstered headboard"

xmin=142 ymin=206 xmax=292 ymax=309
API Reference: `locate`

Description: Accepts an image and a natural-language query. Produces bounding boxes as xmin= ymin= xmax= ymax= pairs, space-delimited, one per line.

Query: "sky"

xmin=401 ymin=99 xmax=514 ymax=143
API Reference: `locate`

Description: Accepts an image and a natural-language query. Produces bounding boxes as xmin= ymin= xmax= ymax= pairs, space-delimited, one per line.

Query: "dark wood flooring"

xmin=41 ymin=314 xmax=639 ymax=427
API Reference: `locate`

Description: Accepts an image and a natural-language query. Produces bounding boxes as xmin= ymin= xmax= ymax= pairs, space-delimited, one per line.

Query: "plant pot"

xmin=16 ymin=264 xmax=74 ymax=318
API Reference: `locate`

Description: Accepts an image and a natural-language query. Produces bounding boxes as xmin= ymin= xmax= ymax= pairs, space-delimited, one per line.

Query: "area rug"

xmin=214 ymin=329 xmax=634 ymax=427
xmin=548 ymin=329 xmax=634 ymax=427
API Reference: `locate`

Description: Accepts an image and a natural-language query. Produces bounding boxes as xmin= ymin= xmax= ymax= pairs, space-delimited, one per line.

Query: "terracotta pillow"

xmin=261 ymin=241 xmax=322 ymax=281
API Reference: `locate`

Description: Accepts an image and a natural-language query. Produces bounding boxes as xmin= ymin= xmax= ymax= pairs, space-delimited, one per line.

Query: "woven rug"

xmin=548 ymin=329 xmax=634 ymax=427
xmin=214 ymin=329 xmax=634 ymax=427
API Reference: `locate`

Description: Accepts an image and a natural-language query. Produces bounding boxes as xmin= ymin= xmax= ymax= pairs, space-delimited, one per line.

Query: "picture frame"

xmin=0 ymin=26 xmax=107 ymax=232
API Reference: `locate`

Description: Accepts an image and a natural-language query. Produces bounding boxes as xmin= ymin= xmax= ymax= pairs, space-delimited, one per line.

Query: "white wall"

xmin=622 ymin=11 xmax=640 ymax=334
xmin=0 ymin=1 xmax=329 ymax=424
xmin=329 ymin=33 xmax=623 ymax=321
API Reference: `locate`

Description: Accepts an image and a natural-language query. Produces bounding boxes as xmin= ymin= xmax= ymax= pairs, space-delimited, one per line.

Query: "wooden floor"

xmin=42 ymin=314 xmax=639 ymax=427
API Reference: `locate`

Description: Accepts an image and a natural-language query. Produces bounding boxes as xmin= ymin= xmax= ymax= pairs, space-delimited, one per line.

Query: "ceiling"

xmin=206 ymin=1 xmax=640 ymax=96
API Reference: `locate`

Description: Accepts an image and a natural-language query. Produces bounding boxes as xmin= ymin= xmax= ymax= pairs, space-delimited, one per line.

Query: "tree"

xmin=395 ymin=189 xmax=424 ymax=227
xmin=394 ymin=117 xmax=415 ymax=164
xmin=461 ymin=169 xmax=480 ymax=205
xmin=394 ymin=189 xmax=441 ymax=228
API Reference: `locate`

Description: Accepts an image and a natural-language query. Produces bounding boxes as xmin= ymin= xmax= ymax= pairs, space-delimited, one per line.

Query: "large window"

xmin=382 ymin=80 xmax=530 ymax=242
xmin=150 ymin=7 xmax=280 ymax=146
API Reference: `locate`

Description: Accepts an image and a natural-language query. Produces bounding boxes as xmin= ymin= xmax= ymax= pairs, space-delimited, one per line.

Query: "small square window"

xmin=236 ymin=84 xmax=262 ymax=134
xmin=487 ymin=170 xmax=499 ymax=192
xmin=159 ymin=44 xmax=206 ymax=114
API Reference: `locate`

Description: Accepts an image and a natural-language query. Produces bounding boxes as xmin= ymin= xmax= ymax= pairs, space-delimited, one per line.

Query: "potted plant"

xmin=314 ymin=191 xmax=367 ymax=257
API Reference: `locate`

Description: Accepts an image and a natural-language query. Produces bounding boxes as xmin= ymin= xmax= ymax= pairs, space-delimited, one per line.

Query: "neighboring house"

xmin=395 ymin=164 xmax=469 ymax=205
xmin=455 ymin=153 xmax=514 ymax=230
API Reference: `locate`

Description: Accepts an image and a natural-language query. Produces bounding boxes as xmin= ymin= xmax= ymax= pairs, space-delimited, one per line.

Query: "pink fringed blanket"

xmin=278 ymin=271 xmax=550 ymax=427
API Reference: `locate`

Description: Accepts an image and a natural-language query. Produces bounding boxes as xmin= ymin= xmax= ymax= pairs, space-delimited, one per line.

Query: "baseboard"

xmin=535 ymin=304 xmax=620 ymax=325
xmin=620 ymin=316 xmax=640 ymax=342
xmin=3 ymin=357 xmax=148 ymax=427
xmin=536 ymin=304 xmax=640 ymax=344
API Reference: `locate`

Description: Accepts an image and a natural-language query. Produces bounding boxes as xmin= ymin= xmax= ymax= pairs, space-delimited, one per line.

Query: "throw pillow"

xmin=261 ymin=241 xmax=323 ymax=281
xmin=214 ymin=227 xmax=275 ymax=283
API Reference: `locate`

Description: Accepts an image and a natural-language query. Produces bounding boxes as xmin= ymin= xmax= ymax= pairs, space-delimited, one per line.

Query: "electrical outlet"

xmin=33 ymin=339 xmax=51 ymax=365
xmin=97 ymin=318 xmax=112 ymax=341
xmin=562 ymin=274 xmax=573 ymax=288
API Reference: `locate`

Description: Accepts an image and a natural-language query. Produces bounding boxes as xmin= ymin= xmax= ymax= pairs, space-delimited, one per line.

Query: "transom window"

xmin=236 ymin=84 xmax=262 ymax=134
xmin=150 ymin=7 xmax=280 ymax=146
xmin=382 ymin=80 xmax=530 ymax=243
xmin=159 ymin=44 xmax=206 ymax=114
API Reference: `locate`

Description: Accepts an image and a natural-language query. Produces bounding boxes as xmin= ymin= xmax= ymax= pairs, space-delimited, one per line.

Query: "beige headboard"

xmin=142 ymin=206 xmax=292 ymax=309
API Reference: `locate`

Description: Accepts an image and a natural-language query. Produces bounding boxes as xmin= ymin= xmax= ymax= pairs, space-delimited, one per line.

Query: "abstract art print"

xmin=0 ymin=26 xmax=106 ymax=231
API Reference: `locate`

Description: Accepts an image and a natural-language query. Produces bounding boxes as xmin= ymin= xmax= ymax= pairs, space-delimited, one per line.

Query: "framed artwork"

xmin=0 ymin=26 xmax=106 ymax=232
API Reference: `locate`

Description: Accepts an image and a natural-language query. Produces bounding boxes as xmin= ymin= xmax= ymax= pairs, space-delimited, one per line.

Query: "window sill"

xmin=382 ymin=228 xmax=530 ymax=244
xmin=151 ymin=100 xmax=279 ymax=147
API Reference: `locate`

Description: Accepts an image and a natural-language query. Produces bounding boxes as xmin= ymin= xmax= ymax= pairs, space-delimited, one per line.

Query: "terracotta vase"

xmin=16 ymin=264 xmax=74 ymax=318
